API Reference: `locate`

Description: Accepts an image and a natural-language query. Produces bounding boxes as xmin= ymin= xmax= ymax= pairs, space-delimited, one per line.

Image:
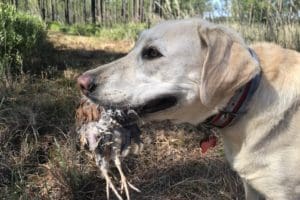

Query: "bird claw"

xmin=100 ymin=165 xmax=124 ymax=200
xmin=114 ymin=156 xmax=140 ymax=200
xmin=128 ymin=182 xmax=141 ymax=193
xmin=98 ymin=156 xmax=140 ymax=200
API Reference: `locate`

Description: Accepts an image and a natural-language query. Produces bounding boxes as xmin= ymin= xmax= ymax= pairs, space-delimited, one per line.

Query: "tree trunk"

xmin=100 ymin=0 xmax=104 ymax=23
xmin=97 ymin=0 xmax=101 ymax=22
xmin=139 ymin=0 xmax=144 ymax=22
xmin=135 ymin=0 xmax=139 ymax=21
xmin=38 ymin=0 xmax=41 ymax=12
xmin=25 ymin=0 xmax=29 ymax=11
xmin=83 ymin=0 xmax=87 ymax=23
xmin=15 ymin=0 xmax=18 ymax=10
xmin=130 ymin=0 xmax=134 ymax=21
xmin=114 ymin=1 xmax=117 ymax=23
xmin=106 ymin=0 xmax=111 ymax=25
xmin=133 ymin=0 xmax=137 ymax=20
xmin=72 ymin=0 xmax=76 ymax=23
xmin=249 ymin=2 xmax=253 ymax=24
xmin=65 ymin=0 xmax=70 ymax=24
xmin=91 ymin=0 xmax=96 ymax=24
xmin=121 ymin=0 xmax=126 ymax=22
xmin=41 ymin=0 xmax=46 ymax=21
xmin=51 ymin=0 xmax=56 ymax=21
xmin=55 ymin=0 xmax=58 ymax=20
xmin=160 ymin=0 xmax=164 ymax=18
xmin=148 ymin=0 xmax=153 ymax=28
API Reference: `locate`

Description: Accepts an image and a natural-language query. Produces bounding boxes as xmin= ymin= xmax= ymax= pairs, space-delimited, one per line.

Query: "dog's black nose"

xmin=77 ymin=74 xmax=96 ymax=94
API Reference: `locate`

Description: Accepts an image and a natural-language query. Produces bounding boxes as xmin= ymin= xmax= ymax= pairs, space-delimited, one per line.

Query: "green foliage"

xmin=0 ymin=3 xmax=46 ymax=82
xmin=96 ymin=23 xmax=147 ymax=40
xmin=47 ymin=21 xmax=61 ymax=32
xmin=47 ymin=22 xmax=146 ymax=40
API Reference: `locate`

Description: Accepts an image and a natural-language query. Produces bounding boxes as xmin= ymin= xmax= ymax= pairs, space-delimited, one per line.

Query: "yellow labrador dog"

xmin=77 ymin=19 xmax=300 ymax=199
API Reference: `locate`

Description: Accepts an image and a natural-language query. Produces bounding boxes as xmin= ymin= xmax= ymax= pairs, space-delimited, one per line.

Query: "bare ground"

xmin=0 ymin=33 xmax=243 ymax=200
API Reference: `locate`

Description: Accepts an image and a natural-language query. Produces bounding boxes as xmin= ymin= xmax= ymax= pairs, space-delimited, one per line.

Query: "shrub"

xmin=47 ymin=21 xmax=61 ymax=32
xmin=0 ymin=3 xmax=46 ymax=83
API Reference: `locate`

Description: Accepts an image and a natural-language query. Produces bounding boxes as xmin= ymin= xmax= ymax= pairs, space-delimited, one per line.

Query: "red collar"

xmin=198 ymin=48 xmax=261 ymax=154
xmin=202 ymin=76 xmax=258 ymax=129
xmin=199 ymin=73 xmax=261 ymax=154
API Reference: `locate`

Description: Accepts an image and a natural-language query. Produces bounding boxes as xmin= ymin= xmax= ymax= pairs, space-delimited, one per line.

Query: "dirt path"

xmin=48 ymin=32 xmax=133 ymax=71
xmin=48 ymin=32 xmax=134 ymax=52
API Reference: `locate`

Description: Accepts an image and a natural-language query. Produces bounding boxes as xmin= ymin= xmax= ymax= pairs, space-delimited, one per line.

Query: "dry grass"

xmin=0 ymin=32 xmax=243 ymax=200
xmin=226 ymin=22 xmax=300 ymax=51
xmin=0 ymin=76 xmax=79 ymax=199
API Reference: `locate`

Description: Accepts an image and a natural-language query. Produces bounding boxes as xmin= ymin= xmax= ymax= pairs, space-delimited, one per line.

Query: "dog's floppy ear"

xmin=198 ymin=25 xmax=259 ymax=107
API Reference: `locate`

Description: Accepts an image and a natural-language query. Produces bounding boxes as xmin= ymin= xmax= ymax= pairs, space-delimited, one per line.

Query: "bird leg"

xmin=127 ymin=182 xmax=141 ymax=193
xmin=114 ymin=156 xmax=141 ymax=200
xmin=114 ymin=156 xmax=130 ymax=200
xmin=99 ymin=164 xmax=124 ymax=200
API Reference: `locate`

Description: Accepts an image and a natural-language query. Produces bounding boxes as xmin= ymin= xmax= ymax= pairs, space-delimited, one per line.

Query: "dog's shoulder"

xmin=251 ymin=42 xmax=300 ymax=83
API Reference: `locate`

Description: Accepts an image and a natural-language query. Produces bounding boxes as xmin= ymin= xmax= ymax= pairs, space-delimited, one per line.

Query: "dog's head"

xmin=77 ymin=19 xmax=260 ymax=125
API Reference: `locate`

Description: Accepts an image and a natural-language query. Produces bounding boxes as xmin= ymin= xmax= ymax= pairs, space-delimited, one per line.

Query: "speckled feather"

xmin=76 ymin=99 xmax=142 ymax=200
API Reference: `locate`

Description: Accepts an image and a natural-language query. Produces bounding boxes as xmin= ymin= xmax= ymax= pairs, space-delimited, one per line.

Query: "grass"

xmin=47 ymin=21 xmax=147 ymax=41
xmin=227 ymin=22 xmax=300 ymax=51
xmin=0 ymin=76 xmax=79 ymax=199
xmin=1 ymin=21 xmax=299 ymax=200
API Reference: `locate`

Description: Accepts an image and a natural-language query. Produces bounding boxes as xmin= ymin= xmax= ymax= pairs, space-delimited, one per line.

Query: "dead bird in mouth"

xmin=76 ymin=98 xmax=143 ymax=200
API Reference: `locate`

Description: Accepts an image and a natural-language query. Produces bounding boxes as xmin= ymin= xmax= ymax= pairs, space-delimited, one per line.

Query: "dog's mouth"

xmin=85 ymin=94 xmax=178 ymax=117
xmin=136 ymin=95 xmax=178 ymax=114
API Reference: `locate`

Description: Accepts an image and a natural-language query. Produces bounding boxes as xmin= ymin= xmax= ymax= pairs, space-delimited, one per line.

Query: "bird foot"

xmin=115 ymin=157 xmax=141 ymax=200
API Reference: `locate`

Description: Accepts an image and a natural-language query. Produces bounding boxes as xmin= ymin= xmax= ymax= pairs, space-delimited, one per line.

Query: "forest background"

xmin=0 ymin=0 xmax=299 ymax=199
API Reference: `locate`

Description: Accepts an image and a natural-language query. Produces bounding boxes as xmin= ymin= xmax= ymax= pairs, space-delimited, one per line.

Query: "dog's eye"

xmin=142 ymin=47 xmax=162 ymax=59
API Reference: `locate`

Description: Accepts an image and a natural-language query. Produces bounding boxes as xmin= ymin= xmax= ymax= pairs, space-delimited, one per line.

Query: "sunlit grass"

xmin=47 ymin=21 xmax=147 ymax=41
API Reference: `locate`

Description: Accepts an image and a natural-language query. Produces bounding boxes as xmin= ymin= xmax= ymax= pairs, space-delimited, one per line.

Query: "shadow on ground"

xmin=51 ymin=48 xmax=126 ymax=71
xmin=68 ymin=157 xmax=244 ymax=200
xmin=27 ymin=45 xmax=126 ymax=77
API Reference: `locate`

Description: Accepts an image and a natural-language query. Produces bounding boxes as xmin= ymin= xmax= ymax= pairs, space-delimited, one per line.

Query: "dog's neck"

xmin=197 ymin=48 xmax=262 ymax=136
